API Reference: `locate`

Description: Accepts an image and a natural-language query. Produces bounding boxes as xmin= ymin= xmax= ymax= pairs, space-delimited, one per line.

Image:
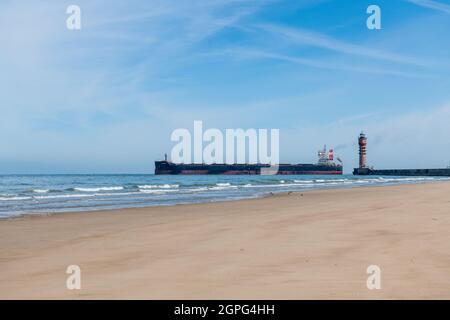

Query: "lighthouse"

xmin=358 ymin=132 xmax=367 ymax=169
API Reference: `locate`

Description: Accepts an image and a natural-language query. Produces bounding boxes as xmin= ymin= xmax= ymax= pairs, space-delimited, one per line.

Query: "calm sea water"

xmin=0 ymin=174 xmax=448 ymax=218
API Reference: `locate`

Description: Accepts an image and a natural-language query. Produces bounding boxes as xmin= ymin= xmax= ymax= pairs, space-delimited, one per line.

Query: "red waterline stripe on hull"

xmin=180 ymin=170 xmax=209 ymax=174
xmin=276 ymin=171 xmax=343 ymax=175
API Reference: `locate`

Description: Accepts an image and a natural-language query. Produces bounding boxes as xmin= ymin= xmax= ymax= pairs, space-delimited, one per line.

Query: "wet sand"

xmin=1 ymin=182 xmax=450 ymax=299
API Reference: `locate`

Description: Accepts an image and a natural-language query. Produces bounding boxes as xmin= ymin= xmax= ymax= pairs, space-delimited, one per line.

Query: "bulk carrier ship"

xmin=155 ymin=146 xmax=343 ymax=175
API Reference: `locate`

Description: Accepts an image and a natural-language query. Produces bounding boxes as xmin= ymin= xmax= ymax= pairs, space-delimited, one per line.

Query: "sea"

xmin=0 ymin=174 xmax=448 ymax=218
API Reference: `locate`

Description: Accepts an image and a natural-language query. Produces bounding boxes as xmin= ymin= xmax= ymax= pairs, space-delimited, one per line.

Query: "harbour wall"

xmin=353 ymin=168 xmax=450 ymax=176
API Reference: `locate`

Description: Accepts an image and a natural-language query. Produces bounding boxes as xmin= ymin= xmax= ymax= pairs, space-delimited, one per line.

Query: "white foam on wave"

xmin=34 ymin=194 xmax=94 ymax=199
xmin=160 ymin=184 xmax=180 ymax=189
xmin=138 ymin=184 xmax=179 ymax=189
xmin=242 ymin=183 xmax=280 ymax=188
xmin=139 ymin=189 xmax=179 ymax=194
xmin=379 ymin=177 xmax=437 ymax=182
xmin=74 ymin=186 xmax=124 ymax=192
xmin=242 ymin=182 xmax=326 ymax=189
xmin=216 ymin=183 xmax=231 ymax=187
xmin=187 ymin=187 xmax=209 ymax=192
xmin=33 ymin=189 xmax=49 ymax=193
xmin=209 ymin=185 xmax=238 ymax=191
xmin=34 ymin=191 xmax=150 ymax=200
xmin=328 ymin=179 xmax=349 ymax=182
xmin=0 ymin=196 xmax=32 ymax=201
xmin=93 ymin=192 xmax=140 ymax=197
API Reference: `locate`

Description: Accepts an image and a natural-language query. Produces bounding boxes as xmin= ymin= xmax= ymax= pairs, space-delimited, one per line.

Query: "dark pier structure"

xmin=353 ymin=132 xmax=450 ymax=177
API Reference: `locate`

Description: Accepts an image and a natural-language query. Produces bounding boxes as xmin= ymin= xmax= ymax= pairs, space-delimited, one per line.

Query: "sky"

xmin=1 ymin=0 xmax=450 ymax=173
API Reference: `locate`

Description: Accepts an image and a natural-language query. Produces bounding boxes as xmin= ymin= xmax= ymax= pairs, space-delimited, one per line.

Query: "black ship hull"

xmin=155 ymin=161 xmax=343 ymax=175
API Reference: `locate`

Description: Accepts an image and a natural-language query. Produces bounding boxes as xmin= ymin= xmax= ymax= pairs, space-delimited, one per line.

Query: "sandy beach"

xmin=1 ymin=182 xmax=450 ymax=299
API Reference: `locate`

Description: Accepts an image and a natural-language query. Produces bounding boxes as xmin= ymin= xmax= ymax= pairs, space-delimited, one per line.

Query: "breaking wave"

xmin=138 ymin=184 xmax=179 ymax=189
xmin=139 ymin=189 xmax=180 ymax=194
xmin=34 ymin=194 xmax=95 ymax=199
xmin=33 ymin=189 xmax=50 ymax=193
xmin=0 ymin=196 xmax=32 ymax=201
xmin=73 ymin=186 xmax=124 ymax=192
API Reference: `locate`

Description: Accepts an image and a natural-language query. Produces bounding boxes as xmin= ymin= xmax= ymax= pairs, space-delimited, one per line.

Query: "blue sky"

xmin=1 ymin=0 xmax=450 ymax=173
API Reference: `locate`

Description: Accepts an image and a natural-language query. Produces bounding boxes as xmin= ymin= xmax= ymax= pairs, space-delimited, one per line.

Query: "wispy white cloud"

xmin=0 ymin=0 xmax=278 ymax=172
xmin=406 ymin=0 xmax=450 ymax=14
xmin=258 ymin=24 xmax=433 ymax=67
xmin=203 ymin=47 xmax=428 ymax=77
xmin=0 ymin=0 xmax=271 ymax=113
